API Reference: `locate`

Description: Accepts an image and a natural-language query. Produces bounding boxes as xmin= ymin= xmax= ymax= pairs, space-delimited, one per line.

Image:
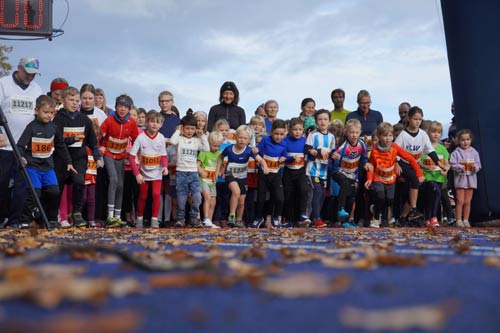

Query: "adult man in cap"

xmin=0 ymin=57 xmax=43 ymax=228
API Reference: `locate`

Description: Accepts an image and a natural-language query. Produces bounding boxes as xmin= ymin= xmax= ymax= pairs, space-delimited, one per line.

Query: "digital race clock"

xmin=0 ymin=0 xmax=52 ymax=37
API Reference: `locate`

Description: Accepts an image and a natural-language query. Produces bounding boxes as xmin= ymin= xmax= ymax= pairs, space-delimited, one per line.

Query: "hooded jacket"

xmin=100 ymin=113 xmax=139 ymax=160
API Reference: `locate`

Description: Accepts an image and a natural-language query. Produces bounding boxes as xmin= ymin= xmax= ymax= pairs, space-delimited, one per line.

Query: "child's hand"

xmin=396 ymin=164 xmax=403 ymax=176
xmin=421 ymin=164 xmax=433 ymax=171
xmin=364 ymin=180 xmax=372 ymax=190
xmin=97 ymin=159 xmax=103 ymax=168
xmin=251 ymin=147 xmax=259 ymax=154
xmin=279 ymin=156 xmax=286 ymax=163
xmin=136 ymin=174 xmax=145 ymax=184
xmin=262 ymin=166 xmax=270 ymax=175
xmin=200 ymin=170 xmax=208 ymax=178
xmin=162 ymin=167 xmax=169 ymax=176
xmin=98 ymin=146 xmax=106 ymax=155
xmin=196 ymin=129 xmax=204 ymax=138
xmin=294 ymin=155 xmax=302 ymax=162
xmin=320 ymin=148 xmax=330 ymax=160
xmin=331 ymin=152 xmax=340 ymax=160
xmin=364 ymin=163 xmax=374 ymax=172
xmin=67 ymin=164 xmax=78 ymax=174
xmin=0 ymin=134 xmax=7 ymax=147
xmin=418 ymin=175 xmax=425 ymax=184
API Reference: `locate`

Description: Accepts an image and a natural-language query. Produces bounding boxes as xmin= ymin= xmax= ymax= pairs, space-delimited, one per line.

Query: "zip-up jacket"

xmin=208 ymin=103 xmax=246 ymax=131
xmin=17 ymin=118 xmax=72 ymax=171
xmin=100 ymin=113 xmax=139 ymax=160
xmin=53 ymin=108 xmax=99 ymax=164
xmin=367 ymin=142 xmax=423 ymax=185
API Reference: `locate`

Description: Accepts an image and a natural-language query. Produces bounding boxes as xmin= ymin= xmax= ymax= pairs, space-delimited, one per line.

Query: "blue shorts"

xmin=25 ymin=167 xmax=58 ymax=189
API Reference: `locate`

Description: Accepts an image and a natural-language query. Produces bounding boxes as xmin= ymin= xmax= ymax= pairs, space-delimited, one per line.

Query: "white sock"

xmin=107 ymin=205 xmax=114 ymax=218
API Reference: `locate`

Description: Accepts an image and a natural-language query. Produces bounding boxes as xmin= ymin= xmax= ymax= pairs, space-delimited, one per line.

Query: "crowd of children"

xmin=11 ymin=85 xmax=482 ymax=229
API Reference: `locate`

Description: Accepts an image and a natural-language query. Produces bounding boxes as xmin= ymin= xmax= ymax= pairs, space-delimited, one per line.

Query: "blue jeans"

xmin=176 ymin=171 xmax=202 ymax=222
xmin=308 ymin=176 xmax=327 ymax=221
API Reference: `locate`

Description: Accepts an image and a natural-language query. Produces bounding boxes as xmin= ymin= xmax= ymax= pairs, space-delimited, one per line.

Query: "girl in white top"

xmin=129 ymin=111 xmax=168 ymax=228
xmin=395 ymin=106 xmax=446 ymax=222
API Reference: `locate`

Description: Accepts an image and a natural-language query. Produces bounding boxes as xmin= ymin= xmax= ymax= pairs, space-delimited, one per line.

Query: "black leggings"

xmin=283 ymin=168 xmax=309 ymax=221
xmin=398 ymin=160 xmax=420 ymax=189
xmin=256 ymin=171 xmax=284 ymax=219
xmin=372 ymin=182 xmax=395 ymax=220
xmin=332 ymin=172 xmax=356 ymax=210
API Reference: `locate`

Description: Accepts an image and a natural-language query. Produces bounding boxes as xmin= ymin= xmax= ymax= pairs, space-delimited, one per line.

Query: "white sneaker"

xmin=456 ymin=220 xmax=465 ymax=227
xmin=151 ymin=219 xmax=159 ymax=228
xmin=203 ymin=218 xmax=220 ymax=229
xmin=463 ymin=220 xmax=471 ymax=227
xmin=369 ymin=219 xmax=380 ymax=228
xmin=60 ymin=220 xmax=71 ymax=228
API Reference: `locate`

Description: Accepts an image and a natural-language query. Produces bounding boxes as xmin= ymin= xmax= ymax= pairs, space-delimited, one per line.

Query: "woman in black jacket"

xmin=207 ymin=81 xmax=246 ymax=131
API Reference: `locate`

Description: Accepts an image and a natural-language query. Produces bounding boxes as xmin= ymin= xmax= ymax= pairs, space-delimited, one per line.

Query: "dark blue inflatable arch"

xmin=441 ymin=0 xmax=500 ymax=220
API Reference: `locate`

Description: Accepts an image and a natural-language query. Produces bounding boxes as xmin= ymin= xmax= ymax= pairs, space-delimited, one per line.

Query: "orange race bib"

xmin=31 ymin=136 xmax=54 ymax=159
xmin=409 ymin=151 xmax=423 ymax=161
xmin=374 ymin=165 xmax=394 ymax=182
xmin=459 ymin=159 xmax=475 ymax=175
xmin=287 ymin=153 xmax=305 ymax=169
xmin=106 ymin=136 xmax=128 ymax=154
xmin=63 ymin=127 xmax=84 ymax=148
xmin=247 ymin=158 xmax=256 ymax=173
xmin=264 ymin=155 xmax=281 ymax=173
xmin=86 ymin=155 xmax=97 ymax=175
xmin=363 ymin=135 xmax=373 ymax=151
xmin=228 ymin=130 xmax=237 ymax=144
xmin=141 ymin=154 xmax=161 ymax=170
xmin=340 ymin=159 xmax=359 ymax=171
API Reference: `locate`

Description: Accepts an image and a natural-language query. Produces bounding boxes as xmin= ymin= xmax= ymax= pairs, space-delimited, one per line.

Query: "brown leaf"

xmin=70 ymin=248 xmax=98 ymax=261
xmin=484 ymin=256 xmax=500 ymax=268
xmin=0 ymin=309 xmax=143 ymax=333
xmin=15 ymin=236 xmax=41 ymax=249
xmin=456 ymin=244 xmax=471 ymax=254
xmin=258 ymin=272 xmax=351 ymax=298
xmin=376 ymin=254 xmax=425 ymax=267
xmin=149 ymin=272 xmax=218 ymax=288
xmin=214 ymin=236 xmax=226 ymax=243
xmin=239 ymin=247 xmax=266 ymax=260
xmin=339 ymin=299 xmax=461 ymax=331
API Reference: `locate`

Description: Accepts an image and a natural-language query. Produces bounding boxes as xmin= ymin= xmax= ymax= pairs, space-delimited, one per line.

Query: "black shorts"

xmin=225 ymin=176 xmax=248 ymax=195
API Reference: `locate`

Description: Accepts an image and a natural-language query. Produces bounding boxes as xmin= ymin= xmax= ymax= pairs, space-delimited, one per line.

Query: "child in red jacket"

xmin=99 ymin=95 xmax=139 ymax=227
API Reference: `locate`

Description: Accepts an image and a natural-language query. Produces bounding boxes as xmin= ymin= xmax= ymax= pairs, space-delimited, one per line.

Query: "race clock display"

xmin=0 ymin=0 xmax=52 ymax=37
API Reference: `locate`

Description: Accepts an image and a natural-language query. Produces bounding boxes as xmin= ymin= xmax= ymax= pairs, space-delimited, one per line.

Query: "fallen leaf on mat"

xmin=339 ymin=299 xmax=461 ymax=331
xmin=484 ymin=256 xmax=500 ymax=268
xmin=376 ymin=254 xmax=425 ymax=267
xmin=455 ymin=244 xmax=471 ymax=254
xmin=0 ymin=309 xmax=143 ymax=333
xmin=149 ymin=272 xmax=218 ymax=288
xmin=258 ymin=272 xmax=351 ymax=298
xmin=0 ymin=276 xmax=144 ymax=308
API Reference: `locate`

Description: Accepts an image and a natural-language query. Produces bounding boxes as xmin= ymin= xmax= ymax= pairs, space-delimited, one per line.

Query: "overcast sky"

xmin=4 ymin=0 xmax=454 ymax=129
